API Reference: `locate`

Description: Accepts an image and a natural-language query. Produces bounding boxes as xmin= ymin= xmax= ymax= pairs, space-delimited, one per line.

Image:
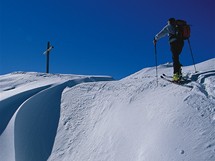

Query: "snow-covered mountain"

xmin=0 ymin=59 xmax=215 ymax=161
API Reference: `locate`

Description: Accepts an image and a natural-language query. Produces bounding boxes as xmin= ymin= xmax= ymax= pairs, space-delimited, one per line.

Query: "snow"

xmin=0 ymin=58 xmax=215 ymax=161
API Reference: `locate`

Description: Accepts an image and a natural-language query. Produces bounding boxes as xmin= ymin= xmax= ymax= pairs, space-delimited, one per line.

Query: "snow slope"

xmin=0 ymin=59 xmax=215 ymax=161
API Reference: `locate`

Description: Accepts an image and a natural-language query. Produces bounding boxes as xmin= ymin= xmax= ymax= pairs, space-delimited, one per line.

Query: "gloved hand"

xmin=153 ymin=38 xmax=157 ymax=45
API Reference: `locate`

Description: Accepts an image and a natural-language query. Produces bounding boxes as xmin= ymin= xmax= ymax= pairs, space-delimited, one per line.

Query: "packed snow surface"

xmin=0 ymin=59 xmax=215 ymax=161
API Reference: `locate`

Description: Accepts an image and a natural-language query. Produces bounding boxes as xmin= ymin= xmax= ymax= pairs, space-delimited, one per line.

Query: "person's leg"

xmin=170 ymin=40 xmax=184 ymax=74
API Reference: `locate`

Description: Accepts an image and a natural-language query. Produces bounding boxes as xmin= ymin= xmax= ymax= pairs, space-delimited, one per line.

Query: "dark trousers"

xmin=170 ymin=39 xmax=184 ymax=74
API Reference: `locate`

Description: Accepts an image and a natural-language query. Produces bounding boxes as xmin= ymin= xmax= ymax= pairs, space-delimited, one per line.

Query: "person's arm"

xmin=154 ymin=24 xmax=170 ymax=41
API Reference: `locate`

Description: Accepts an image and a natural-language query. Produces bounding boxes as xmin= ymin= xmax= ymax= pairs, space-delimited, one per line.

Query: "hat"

xmin=168 ymin=18 xmax=176 ymax=23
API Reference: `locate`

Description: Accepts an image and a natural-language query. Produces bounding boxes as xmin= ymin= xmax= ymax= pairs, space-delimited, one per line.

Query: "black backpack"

xmin=175 ymin=20 xmax=191 ymax=40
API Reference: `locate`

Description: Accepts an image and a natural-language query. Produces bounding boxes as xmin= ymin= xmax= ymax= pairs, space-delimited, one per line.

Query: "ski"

xmin=160 ymin=75 xmax=193 ymax=88
xmin=162 ymin=74 xmax=172 ymax=79
xmin=162 ymin=73 xmax=190 ymax=81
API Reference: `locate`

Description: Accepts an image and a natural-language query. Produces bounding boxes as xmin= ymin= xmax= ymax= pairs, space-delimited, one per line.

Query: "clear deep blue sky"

xmin=0 ymin=0 xmax=214 ymax=79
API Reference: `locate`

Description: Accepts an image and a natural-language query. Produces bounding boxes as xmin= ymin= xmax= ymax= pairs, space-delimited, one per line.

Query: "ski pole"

xmin=154 ymin=43 xmax=158 ymax=86
xmin=187 ymin=38 xmax=197 ymax=73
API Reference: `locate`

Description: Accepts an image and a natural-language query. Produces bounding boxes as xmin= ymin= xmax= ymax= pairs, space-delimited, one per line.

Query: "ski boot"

xmin=173 ymin=73 xmax=181 ymax=82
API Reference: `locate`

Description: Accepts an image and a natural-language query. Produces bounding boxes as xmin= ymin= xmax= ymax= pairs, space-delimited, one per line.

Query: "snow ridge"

xmin=0 ymin=58 xmax=215 ymax=161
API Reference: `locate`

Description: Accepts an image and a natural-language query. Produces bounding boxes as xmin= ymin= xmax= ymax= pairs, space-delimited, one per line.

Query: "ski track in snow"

xmin=0 ymin=59 xmax=215 ymax=161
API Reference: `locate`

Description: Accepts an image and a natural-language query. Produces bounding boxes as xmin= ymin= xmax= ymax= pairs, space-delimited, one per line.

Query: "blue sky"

xmin=0 ymin=0 xmax=214 ymax=79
